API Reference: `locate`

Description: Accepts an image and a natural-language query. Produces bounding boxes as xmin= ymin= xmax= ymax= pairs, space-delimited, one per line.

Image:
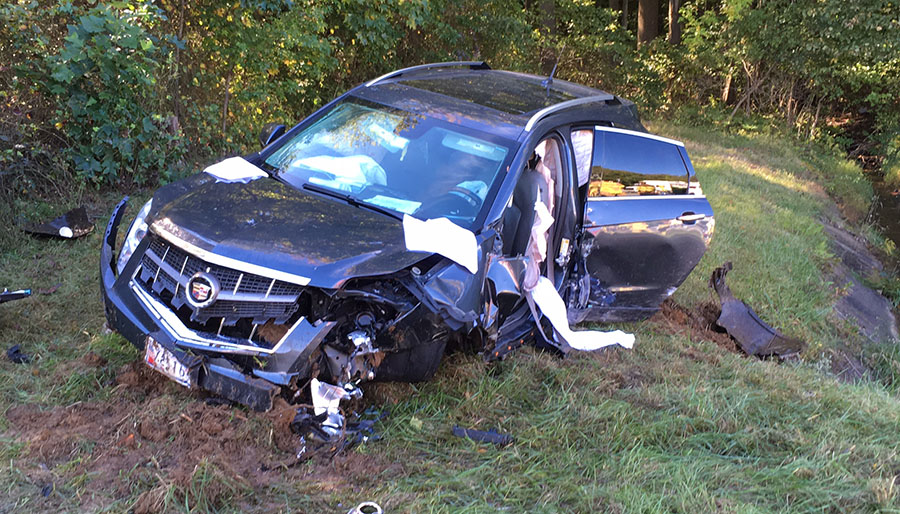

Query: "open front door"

xmin=579 ymin=127 xmax=714 ymax=322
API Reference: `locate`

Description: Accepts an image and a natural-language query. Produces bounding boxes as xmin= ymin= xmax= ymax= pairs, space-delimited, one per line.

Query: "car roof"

xmin=348 ymin=63 xmax=644 ymax=141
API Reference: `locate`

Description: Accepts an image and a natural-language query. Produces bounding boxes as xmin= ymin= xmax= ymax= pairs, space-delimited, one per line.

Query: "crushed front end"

xmin=101 ymin=198 xmax=461 ymax=412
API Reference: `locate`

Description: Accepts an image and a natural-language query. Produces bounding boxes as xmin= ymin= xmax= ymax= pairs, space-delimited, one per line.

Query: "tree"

xmin=668 ymin=0 xmax=681 ymax=44
xmin=539 ymin=0 xmax=557 ymax=74
xmin=637 ymin=0 xmax=658 ymax=46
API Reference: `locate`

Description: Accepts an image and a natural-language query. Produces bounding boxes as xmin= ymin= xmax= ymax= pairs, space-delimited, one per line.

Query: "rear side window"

xmin=589 ymin=127 xmax=689 ymax=197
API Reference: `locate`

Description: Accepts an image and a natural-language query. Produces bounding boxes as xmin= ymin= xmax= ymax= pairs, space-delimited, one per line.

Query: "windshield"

xmin=264 ymin=99 xmax=515 ymax=227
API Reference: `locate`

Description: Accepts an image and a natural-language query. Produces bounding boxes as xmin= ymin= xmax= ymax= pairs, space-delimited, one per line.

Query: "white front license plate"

xmin=144 ymin=337 xmax=192 ymax=388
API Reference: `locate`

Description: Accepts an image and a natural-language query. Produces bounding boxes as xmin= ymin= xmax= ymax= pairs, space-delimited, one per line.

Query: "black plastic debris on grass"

xmin=7 ymin=344 xmax=31 ymax=364
xmin=20 ymin=206 xmax=93 ymax=239
xmin=290 ymin=405 xmax=387 ymax=460
xmin=710 ymin=262 xmax=807 ymax=358
xmin=0 ymin=288 xmax=31 ymax=304
xmin=451 ymin=425 xmax=514 ymax=446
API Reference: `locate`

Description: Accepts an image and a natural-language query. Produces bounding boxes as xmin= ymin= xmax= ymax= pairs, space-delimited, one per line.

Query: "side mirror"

xmin=259 ymin=123 xmax=286 ymax=148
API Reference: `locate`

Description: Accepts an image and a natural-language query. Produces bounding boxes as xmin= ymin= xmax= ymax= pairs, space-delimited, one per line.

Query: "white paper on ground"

xmin=403 ymin=215 xmax=478 ymax=274
xmin=204 ymin=156 xmax=267 ymax=183
xmin=530 ymin=276 xmax=634 ymax=351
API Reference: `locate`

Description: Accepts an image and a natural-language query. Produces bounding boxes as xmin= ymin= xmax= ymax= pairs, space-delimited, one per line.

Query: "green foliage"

xmin=1 ymin=0 xmax=898 ymax=195
xmin=47 ymin=3 xmax=186 ymax=185
xmin=1 ymin=2 xmax=187 ymax=187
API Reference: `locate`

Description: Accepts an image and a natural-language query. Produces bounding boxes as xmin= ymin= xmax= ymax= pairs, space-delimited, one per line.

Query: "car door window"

xmin=588 ymin=127 xmax=689 ymax=197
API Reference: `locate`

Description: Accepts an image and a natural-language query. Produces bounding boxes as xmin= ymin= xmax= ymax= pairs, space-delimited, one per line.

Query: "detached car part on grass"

xmin=710 ymin=262 xmax=806 ymax=358
xmin=1 ymin=288 xmax=31 ymax=304
xmin=21 ymin=206 xmax=94 ymax=239
xmin=101 ymin=62 xmax=714 ymax=412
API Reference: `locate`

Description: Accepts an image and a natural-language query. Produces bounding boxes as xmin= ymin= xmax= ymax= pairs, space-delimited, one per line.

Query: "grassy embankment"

xmin=2 ymin=123 xmax=900 ymax=512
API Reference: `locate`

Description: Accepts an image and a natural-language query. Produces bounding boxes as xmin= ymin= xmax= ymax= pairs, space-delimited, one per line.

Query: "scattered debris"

xmin=21 ymin=206 xmax=93 ymax=239
xmin=289 ymin=379 xmax=384 ymax=459
xmin=709 ymin=262 xmax=806 ymax=358
xmin=37 ymin=283 xmax=61 ymax=295
xmin=0 ymin=288 xmax=31 ymax=304
xmin=40 ymin=483 xmax=53 ymax=498
xmin=347 ymin=501 xmax=383 ymax=514
xmin=7 ymin=344 xmax=31 ymax=364
xmin=451 ymin=425 xmax=513 ymax=446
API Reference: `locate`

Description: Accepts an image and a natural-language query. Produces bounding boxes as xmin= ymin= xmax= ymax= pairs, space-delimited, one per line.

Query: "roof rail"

xmin=524 ymin=94 xmax=615 ymax=132
xmin=365 ymin=61 xmax=491 ymax=88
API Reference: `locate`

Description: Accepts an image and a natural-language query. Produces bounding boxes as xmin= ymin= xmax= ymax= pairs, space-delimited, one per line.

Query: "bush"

xmin=1 ymin=2 xmax=187 ymax=189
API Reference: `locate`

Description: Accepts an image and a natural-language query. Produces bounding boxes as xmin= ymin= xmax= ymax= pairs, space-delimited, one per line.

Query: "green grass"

xmin=2 ymin=126 xmax=900 ymax=513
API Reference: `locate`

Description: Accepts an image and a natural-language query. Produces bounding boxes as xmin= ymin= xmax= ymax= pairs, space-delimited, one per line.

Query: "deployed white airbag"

xmin=403 ymin=215 xmax=478 ymax=274
xmin=531 ymin=276 xmax=635 ymax=351
xmin=204 ymin=156 xmax=267 ymax=184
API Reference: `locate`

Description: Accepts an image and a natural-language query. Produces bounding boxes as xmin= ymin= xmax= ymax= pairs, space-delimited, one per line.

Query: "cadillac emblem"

xmin=185 ymin=272 xmax=220 ymax=309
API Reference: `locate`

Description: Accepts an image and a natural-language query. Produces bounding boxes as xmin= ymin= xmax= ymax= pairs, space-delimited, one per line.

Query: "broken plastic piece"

xmin=290 ymin=402 xmax=385 ymax=458
xmin=530 ymin=276 xmax=634 ymax=351
xmin=204 ymin=156 xmax=267 ymax=183
xmin=403 ymin=214 xmax=478 ymax=273
xmin=21 ymin=207 xmax=93 ymax=239
xmin=452 ymin=425 xmax=514 ymax=446
xmin=7 ymin=344 xmax=30 ymax=364
xmin=710 ymin=262 xmax=807 ymax=358
xmin=0 ymin=288 xmax=31 ymax=304
xmin=309 ymin=377 xmax=352 ymax=438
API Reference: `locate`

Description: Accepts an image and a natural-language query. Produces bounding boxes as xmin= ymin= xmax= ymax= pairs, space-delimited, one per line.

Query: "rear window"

xmin=589 ymin=127 xmax=689 ymax=197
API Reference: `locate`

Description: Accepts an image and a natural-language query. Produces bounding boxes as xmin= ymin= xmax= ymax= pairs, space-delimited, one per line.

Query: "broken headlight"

xmin=116 ymin=199 xmax=152 ymax=275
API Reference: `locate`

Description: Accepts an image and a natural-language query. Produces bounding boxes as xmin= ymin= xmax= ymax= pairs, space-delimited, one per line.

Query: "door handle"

xmin=677 ymin=212 xmax=706 ymax=223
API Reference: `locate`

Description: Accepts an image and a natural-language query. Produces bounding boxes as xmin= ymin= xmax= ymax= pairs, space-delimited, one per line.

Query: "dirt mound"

xmin=4 ymin=360 xmax=394 ymax=511
xmin=651 ymin=298 xmax=739 ymax=353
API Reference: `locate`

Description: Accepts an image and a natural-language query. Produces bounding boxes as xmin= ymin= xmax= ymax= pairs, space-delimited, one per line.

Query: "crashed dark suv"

xmin=101 ymin=62 xmax=714 ymax=412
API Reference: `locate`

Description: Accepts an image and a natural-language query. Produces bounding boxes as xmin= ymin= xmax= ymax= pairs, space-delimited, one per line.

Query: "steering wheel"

xmin=416 ymin=188 xmax=481 ymax=219
xmin=447 ymin=186 xmax=482 ymax=208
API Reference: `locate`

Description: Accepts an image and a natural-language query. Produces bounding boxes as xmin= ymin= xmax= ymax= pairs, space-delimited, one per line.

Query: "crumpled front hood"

xmin=149 ymin=174 xmax=424 ymax=288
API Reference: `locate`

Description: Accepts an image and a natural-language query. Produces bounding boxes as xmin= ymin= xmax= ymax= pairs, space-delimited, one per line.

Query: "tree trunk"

xmin=722 ymin=73 xmax=734 ymax=104
xmin=622 ymin=0 xmax=629 ymax=30
xmin=667 ymin=0 xmax=681 ymax=44
xmin=222 ymin=71 xmax=233 ymax=136
xmin=610 ymin=0 xmax=622 ymax=17
xmin=540 ymin=0 xmax=557 ymax=75
xmin=173 ymin=0 xmax=185 ymax=122
xmin=637 ymin=0 xmax=658 ymax=47
xmin=809 ymin=97 xmax=822 ymax=140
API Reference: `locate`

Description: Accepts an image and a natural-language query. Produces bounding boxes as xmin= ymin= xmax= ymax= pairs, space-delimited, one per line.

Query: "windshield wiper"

xmin=302 ymin=183 xmax=402 ymax=221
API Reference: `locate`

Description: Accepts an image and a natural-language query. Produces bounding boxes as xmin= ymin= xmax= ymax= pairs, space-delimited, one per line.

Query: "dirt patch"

xmin=830 ymin=349 xmax=871 ymax=383
xmin=81 ymin=351 xmax=107 ymax=368
xmin=651 ymin=298 xmax=739 ymax=353
xmin=4 ymin=359 xmax=395 ymax=511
